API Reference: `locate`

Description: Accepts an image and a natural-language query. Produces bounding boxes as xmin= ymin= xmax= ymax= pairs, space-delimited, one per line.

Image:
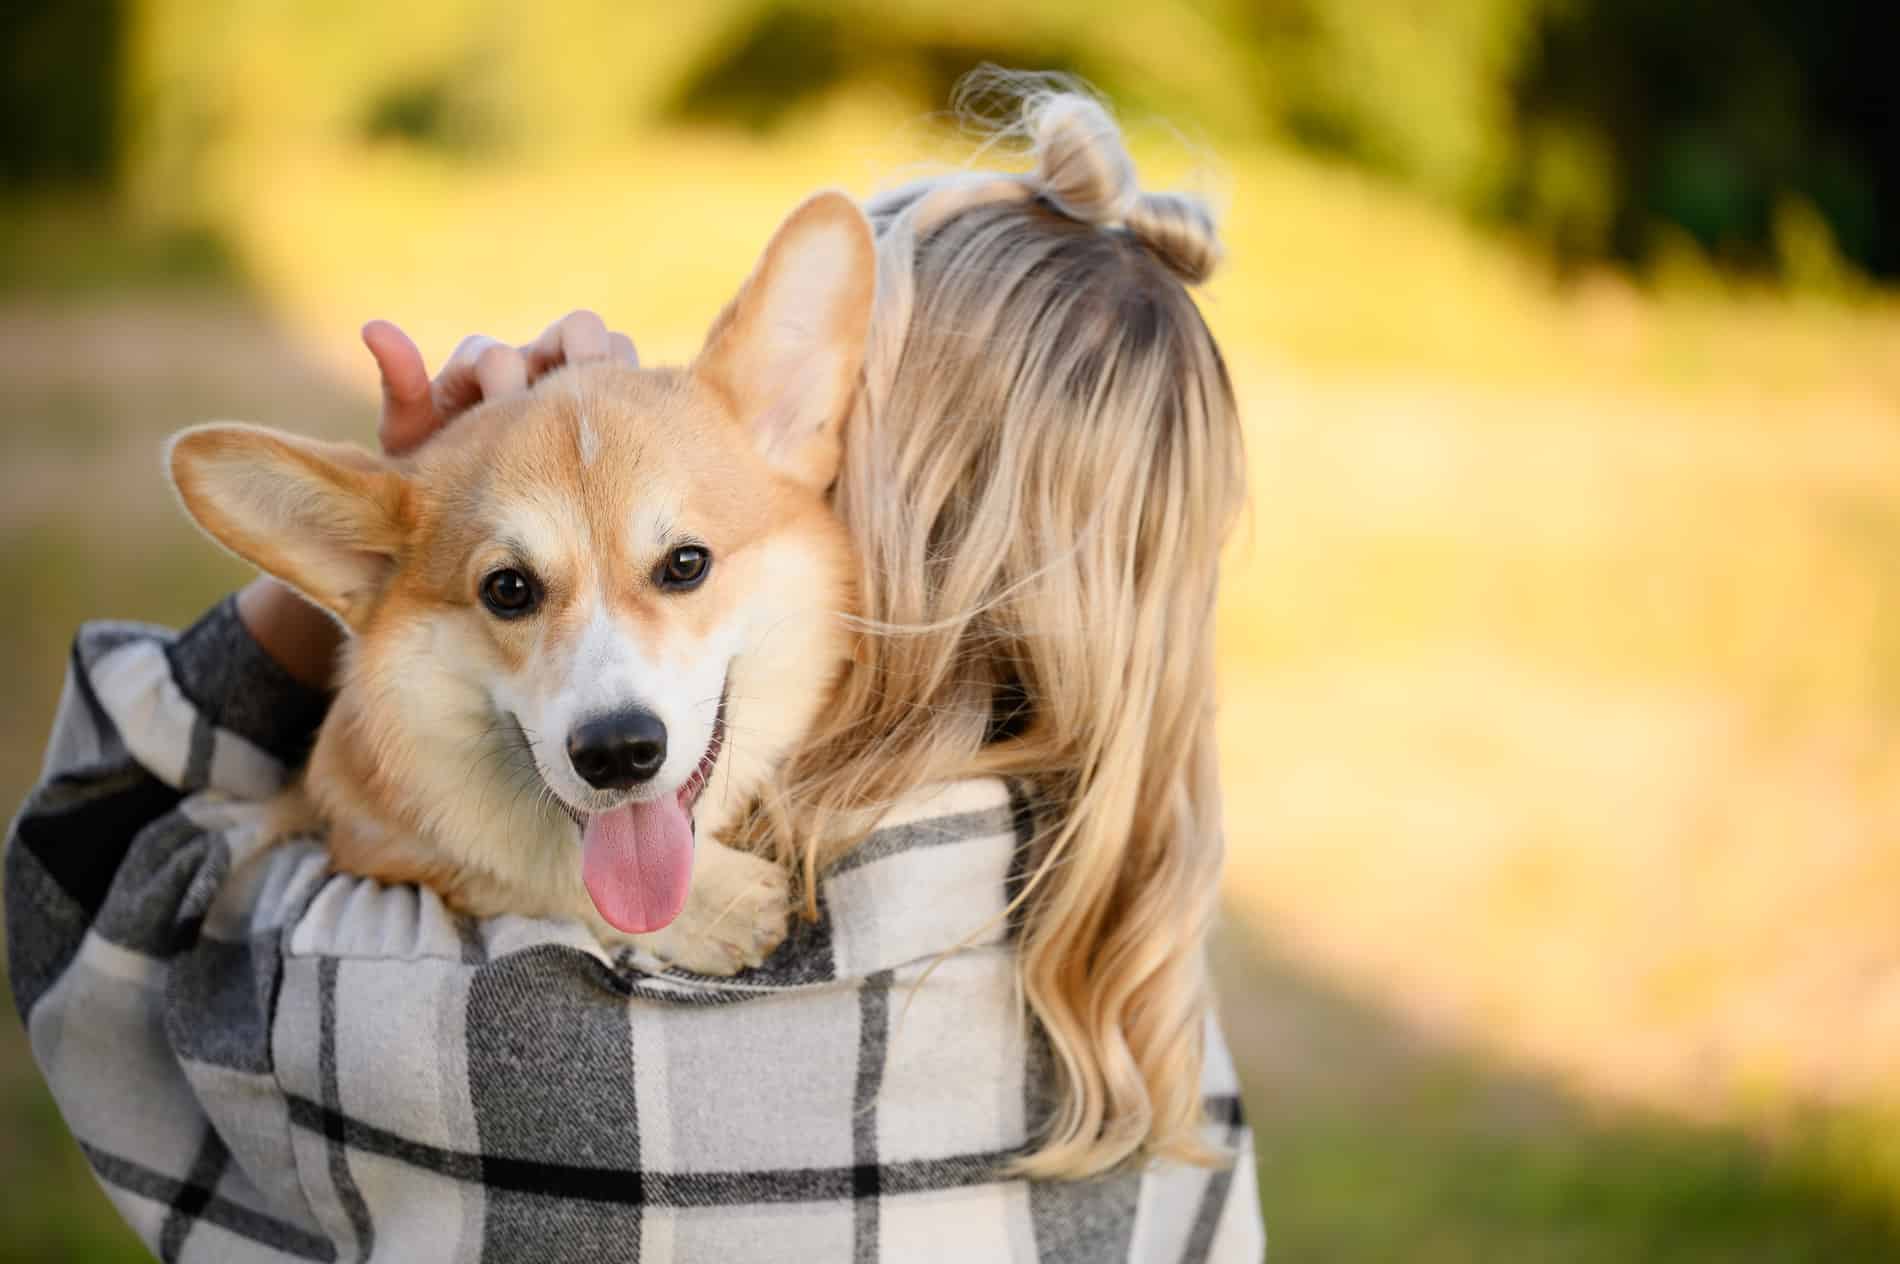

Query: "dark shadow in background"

xmin=1508 ymin=0 xmax=1900 ymax=276
xmin=1212 ymin=908 xmax=1900 ymax=1262
xmin=665 ymin=0 xmax=1900 ymax=282
xmin=0 ymin=1 xmax=238 ymax=293
xmin=1 ymin=0 xmax=122 ymax=192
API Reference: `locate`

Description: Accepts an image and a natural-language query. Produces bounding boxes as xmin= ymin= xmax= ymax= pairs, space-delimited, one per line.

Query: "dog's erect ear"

xmin=168 ymin=424 xmax=408 ymax=630
xmin=694 ymin=191 xmax=875 ymax=492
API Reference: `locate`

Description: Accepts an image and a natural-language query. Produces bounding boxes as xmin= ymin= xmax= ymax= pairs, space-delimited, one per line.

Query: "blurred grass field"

xmin=6 ymin=99 xmax=1900 ymax=1259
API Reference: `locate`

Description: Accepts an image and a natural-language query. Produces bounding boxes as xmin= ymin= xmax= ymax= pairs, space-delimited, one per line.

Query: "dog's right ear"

xmin=168 ymin=424 xmax=408 ymax=631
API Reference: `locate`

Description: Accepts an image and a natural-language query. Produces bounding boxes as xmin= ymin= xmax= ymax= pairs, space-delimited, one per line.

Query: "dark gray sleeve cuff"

xmin=164 ymin=595 xmax=332 ymax=766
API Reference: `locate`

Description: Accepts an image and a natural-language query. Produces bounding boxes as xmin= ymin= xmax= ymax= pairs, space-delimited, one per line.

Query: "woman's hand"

xmin=365 ymin=311 xmax=639 ymax=455
xmin=238 ymin=311 xmax=638 ymax=689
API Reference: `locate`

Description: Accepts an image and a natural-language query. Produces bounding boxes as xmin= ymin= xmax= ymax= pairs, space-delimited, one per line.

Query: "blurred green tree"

xmin=1506 ymin=0 xmax=1898 ymax=279
xmin=8 ymin=0 xmax=1899 ymax=283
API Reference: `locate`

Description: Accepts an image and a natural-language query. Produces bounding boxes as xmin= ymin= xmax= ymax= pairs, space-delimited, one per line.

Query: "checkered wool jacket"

xmin=7 ymin=601 xmax=1264 ymax=1263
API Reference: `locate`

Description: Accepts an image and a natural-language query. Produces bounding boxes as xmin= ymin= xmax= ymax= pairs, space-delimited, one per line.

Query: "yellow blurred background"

xmin=5 ymin=2 xmax=1900 ymax=1259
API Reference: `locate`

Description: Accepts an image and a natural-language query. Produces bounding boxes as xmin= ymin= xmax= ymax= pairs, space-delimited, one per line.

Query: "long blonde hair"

xmin=746 ymin=77 xmax=1245 ymax=1179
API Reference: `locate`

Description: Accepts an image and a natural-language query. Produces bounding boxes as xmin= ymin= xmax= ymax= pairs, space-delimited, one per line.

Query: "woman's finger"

xmin=431 ymin=335 xmax=518 ymax=420
xmin=363 ymin=320 xmax=439 ymax=456
xmin=607 ymin=331 xmax=639 ymax=366
xmin=474 ymin=340 xmax=529 ymax=401
xmin=522 ymin=309 xmax=612 ymax=379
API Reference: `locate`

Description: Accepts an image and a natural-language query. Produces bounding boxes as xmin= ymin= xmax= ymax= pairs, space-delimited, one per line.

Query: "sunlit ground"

xmin=6 ymin=108 xmax=1900 ymax=1258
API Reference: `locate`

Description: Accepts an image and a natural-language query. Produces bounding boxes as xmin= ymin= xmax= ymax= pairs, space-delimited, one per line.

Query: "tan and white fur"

xmin=167 ymin=193 xmax=874 ymax=974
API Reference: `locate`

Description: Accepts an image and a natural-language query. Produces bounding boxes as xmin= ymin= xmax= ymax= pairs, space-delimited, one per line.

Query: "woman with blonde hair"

xmin=9 ymin=78 xmax=1262 ymax=1261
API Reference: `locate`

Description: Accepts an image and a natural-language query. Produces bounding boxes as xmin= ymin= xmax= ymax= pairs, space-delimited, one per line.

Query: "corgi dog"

xmin=166 ymin=193 xmax=873 ymax=974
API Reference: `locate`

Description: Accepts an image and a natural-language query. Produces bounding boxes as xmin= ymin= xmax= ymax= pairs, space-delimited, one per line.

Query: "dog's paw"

xmin=642 ymin=843 xmax=791 ymax=976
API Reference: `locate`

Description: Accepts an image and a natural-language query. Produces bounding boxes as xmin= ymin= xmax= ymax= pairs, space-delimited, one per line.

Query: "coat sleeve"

xmin=5 ymin=598 xmax=338 ymax=1261
xmin=8 ymin=596 xmax=329 ymax=1015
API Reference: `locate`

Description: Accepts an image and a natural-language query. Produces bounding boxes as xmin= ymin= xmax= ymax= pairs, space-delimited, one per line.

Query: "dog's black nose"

xmin=567 ymin=709 xmax=667 ymax=790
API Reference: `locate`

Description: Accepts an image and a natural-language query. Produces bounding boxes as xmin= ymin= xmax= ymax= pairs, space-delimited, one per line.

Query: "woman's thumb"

xmin=362 ymin=320 xmax=436 ymax=455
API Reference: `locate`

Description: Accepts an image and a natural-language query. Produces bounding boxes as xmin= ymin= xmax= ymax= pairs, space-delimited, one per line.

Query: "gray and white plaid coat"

xmin=7 ymin=602 xmax=1264 ymax=1262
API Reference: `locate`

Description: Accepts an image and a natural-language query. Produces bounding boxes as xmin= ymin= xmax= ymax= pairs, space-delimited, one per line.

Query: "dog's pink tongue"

xmin=581 ymin=797 xmax=694 ymax=934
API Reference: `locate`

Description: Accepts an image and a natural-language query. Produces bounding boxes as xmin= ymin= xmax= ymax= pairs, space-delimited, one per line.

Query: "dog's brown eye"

xmin=657 ymin=545 xmax=711 ymax=591
xmin=480 ymin=568 xmax=538 ymax=618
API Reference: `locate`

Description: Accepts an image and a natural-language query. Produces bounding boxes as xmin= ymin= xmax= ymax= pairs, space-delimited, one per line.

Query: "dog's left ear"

xmin=695 ymin=190 xmax=875 ymax=492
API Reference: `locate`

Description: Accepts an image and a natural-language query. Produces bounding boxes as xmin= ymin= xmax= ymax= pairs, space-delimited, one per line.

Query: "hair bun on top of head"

xmin=1022 ymin=90 xmax=1223 ymax=286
